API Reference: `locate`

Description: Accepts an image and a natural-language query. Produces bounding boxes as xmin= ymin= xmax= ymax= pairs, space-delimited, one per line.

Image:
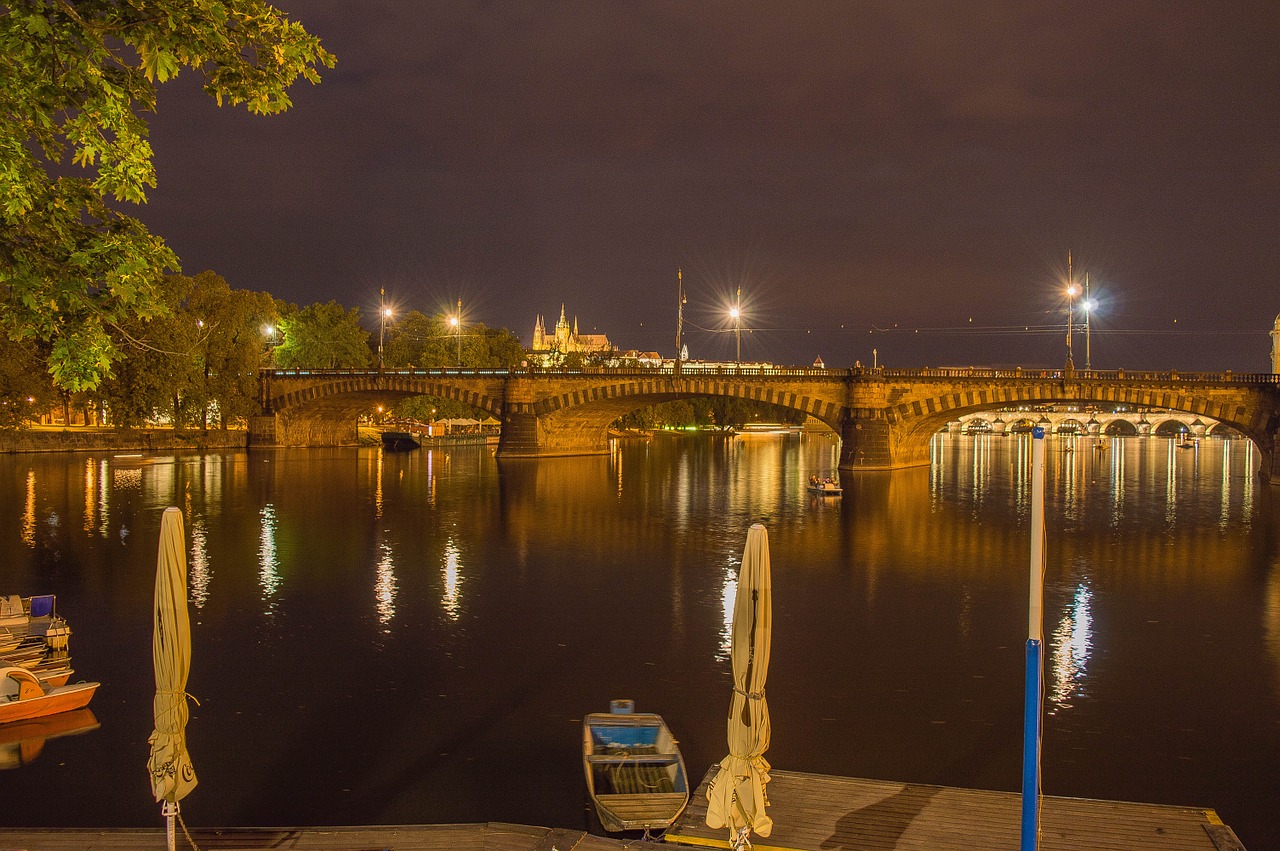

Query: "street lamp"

xmin=378 ymin=288 xmax=393 ymax=368
xmin=675 ymin=269 xmax=685 ymax=376
xmin=730 ymin=283 xmax=741 ymax=364
xmin=1064 ymin=250 xmax=1080 ymax=371
xmin=1082 ymin=272 xmax=1094 ymax=371
xmin=449 ymin=298 xmax=462 ymax=367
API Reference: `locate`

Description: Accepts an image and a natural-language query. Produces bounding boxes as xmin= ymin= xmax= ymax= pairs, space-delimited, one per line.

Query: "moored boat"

xmin=583 ymin=700 xmax=689 ymax=834
xmin=0 ymin=666 xmax=99 ymax=725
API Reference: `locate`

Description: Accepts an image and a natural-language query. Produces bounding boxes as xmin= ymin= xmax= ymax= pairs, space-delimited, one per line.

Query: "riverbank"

xmin=0 ymin=427 xmax=247 ymax=454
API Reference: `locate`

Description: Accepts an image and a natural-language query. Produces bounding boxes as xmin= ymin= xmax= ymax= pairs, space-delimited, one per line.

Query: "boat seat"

xmin=588 ymin=753 xmax=679 ymax=765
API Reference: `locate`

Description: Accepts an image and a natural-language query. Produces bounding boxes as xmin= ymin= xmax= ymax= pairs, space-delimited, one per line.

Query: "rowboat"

xmin=0 ymin=666 xmax=99 ymax=726
xmin=806 ymin=478 xmax=842 ymax=496
xmin=582 ymin=700 xmax=689 ymax=834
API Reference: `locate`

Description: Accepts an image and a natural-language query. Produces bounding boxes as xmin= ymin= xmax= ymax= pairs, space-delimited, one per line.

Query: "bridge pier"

xmin=837 ymin=414 xmax=929 ymax=472
xmin=495 ymin=410 xmax=610 ymax=459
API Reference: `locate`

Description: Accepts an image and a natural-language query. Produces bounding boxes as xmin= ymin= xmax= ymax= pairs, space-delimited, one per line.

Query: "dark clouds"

xmin=139 ymin=2 xmax=1280 ymax=370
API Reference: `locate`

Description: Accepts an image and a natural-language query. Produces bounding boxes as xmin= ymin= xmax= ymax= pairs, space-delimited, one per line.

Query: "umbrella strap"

xmin=733 ymin=686 xmax=765 ymax=700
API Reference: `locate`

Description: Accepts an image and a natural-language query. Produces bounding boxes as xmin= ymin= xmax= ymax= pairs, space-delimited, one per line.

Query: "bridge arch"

xmin=881 ymin=380 xmax=1275 ymax=473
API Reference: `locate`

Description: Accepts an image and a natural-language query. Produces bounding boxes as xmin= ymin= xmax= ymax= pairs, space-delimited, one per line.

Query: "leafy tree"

xmin=97 ymin=273 xmax=201 ymax=427
xmin=274 ymin=301 xmax=371 ymax=369
xmin=0 ymin=1 xmax=334 ymax=391
xmin=186 ymin=271 xmax=275 ymax=427
xmin=0 ymin=334 xmax=56 ymax=428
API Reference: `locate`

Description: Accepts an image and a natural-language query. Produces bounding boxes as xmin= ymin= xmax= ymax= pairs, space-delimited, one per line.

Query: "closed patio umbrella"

xmin=706 ymin=523 xmax=773 ymax=849
xmin=147 ymin=507 xmax=197 ymax=851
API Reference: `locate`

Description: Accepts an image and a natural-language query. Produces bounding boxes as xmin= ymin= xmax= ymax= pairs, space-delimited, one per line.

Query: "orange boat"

xmin=0 ymin=666 xmax=98 ymax=725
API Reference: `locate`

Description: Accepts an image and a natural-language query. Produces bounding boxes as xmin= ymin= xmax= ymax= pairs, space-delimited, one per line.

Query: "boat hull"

xmin=0 ymin=676 xmax=99 ymax=726
xmin=583 ymin=707 xmax=689 ymax=833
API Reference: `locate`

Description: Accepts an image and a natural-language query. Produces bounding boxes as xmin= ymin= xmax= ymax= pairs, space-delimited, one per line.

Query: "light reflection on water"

xmin=258 ymin=503 xmax=280 ymax=608
xmin=442 ymin=538 xmax=462 ymax=621
xmin=0 ymin=435 xmax=1277 ymax=847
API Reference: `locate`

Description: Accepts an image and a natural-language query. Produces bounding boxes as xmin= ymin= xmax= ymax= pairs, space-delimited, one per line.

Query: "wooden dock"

xmin=663 ymin=767 xmax=1246 ymax=851
xmin=0 ymin=822 xmax=642 ymax=850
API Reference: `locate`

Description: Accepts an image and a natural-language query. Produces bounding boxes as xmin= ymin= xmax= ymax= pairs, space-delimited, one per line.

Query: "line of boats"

xmin=1 ymin=595 xmax=99 ymax=731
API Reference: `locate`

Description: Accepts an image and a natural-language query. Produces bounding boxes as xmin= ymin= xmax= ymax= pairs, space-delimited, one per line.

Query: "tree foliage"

xmin=185 ymin=270 xmax=275 ymax=427
xmin=0 ymin=0 xmax=334 ymax=391
xmin=273 ymin=300 xmax=371 ymax=369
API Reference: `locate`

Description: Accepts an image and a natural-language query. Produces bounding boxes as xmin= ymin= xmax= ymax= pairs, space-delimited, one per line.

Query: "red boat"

xmin=0 ymin=666 xmax=98 ymax=725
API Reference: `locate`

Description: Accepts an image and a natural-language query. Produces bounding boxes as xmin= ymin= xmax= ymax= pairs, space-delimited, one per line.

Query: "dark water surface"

xmin=2 ymin=434 xmax=1277 ymax=846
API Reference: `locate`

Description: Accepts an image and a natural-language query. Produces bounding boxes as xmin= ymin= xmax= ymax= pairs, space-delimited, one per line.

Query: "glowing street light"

xmin=378 ymin=287 xmax=393 ymax=368
xmin=1064 ymin=254 xmax=1079 ymax=371
xmin=730 ymin=283 xmax=742 ymax=364
xmin=449 ymin=300 xmax=461 ymax=367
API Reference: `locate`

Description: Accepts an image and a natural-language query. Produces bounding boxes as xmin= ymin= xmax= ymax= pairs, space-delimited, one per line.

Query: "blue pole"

xmin=1021 ymin=638 xmax=1042 ymax=849
xmin=1020 ymin=426 xmax=1046 ymax=851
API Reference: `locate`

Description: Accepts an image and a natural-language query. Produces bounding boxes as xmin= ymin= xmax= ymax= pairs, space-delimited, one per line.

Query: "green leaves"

xmin=0 ymin=0 xmax=334 ymax=391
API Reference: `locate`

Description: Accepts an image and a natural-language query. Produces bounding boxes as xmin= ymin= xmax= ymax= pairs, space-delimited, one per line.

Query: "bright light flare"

xmin=729 ymin=307 xmax=740 ymax=320
xmin=1066 ymin=284 xmax=1080 ymax=298
xmin=449 ymin=316 xmax=459 ymax=328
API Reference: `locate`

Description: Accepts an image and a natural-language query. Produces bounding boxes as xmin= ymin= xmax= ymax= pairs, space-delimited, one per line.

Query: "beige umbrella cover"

xmin=148 ymin=507 xmax=197 ymax=803
xmin=706 ymin=523 xmax=774 ymax=840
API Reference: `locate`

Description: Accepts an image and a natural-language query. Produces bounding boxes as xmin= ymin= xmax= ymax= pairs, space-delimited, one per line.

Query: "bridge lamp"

xmin=378 ymin=306 xmax=393 ymax=368
xmin=729 ymin=305 xmax=741 ymax=363
xmin=1064 ymin=283 xmax=1080 ymax=369
xmin=1082 ymin=298 xmax=1097 ymax=370
xmin=449 ymin=314 xmax=461 ymax=366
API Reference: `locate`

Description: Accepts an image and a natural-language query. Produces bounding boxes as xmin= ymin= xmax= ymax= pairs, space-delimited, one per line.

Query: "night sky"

xmin=138 ymin=2 xmax=1280 ymax=371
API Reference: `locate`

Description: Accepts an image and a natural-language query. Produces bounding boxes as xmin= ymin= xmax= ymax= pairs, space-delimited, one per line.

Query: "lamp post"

xmin=378 ymin=288 xmax=392 ymax=369
xmin=1064 ymin=254 xmax=1079 ymax=372
xmin=1083 ymin=273 xmax=1094 ymax=371
xmin=447 ymin=298 xmax=462 ymax=367
xmin=730 ymin=283 xmax=741 ymax=364
xmin=675 ymin=269 xmax=685 ymax=376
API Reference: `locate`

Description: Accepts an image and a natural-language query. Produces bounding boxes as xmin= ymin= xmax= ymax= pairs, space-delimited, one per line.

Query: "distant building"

xmin=1272 ymin=313 xmax=1280 ymax=373
xmin=530 ymin=305 xmax=612 ymax=364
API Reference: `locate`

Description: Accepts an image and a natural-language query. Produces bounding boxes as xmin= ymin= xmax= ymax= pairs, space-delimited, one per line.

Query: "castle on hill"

xmin=530 ymin=305 xmax=612 ymax=361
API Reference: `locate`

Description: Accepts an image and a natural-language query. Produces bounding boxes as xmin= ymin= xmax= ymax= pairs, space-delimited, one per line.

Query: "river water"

xmin=1 ymin=433 xmax=1277 ymax=846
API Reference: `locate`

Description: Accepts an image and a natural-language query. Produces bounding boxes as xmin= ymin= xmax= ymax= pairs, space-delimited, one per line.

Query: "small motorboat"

xmin=806 ymin=477 xmax=842 ymax=496
xmin=0 ymin=666 xmax=99 ymax=726
xmin=381 ymin=431 xmax=421 ymax=451
xmin=583 ymin=700 xmax=689 ymax=834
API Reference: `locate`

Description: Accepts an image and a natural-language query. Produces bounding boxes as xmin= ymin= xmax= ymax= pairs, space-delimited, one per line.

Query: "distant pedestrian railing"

xmin=262 ymin=366 xmax=1279 ymax=384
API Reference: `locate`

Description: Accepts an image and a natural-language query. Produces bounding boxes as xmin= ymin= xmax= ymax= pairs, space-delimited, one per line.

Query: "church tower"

xmin=532 ymin=315 xmax=546 ymax=351
xmin=555 ymin=304 xmax=570 ymax=350
xmin=1272 ymin=313 xmax=1280 ymax=374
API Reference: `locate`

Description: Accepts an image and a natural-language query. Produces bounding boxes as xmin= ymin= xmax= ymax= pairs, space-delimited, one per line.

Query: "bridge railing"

xmin=260 ymin=366 xmax=1280 ymax=383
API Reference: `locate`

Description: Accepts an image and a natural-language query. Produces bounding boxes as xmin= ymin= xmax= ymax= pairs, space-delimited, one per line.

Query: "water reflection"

xmin=82 ymin=459 xmax=96 ymax=534
xmin=189 ymin=517 xmax=210 ymax=609
xmin=259 ymin=504 xmax=280 ymax=609
xmin=375 ymin=542 xmax=396 ymax=626
xmin=1048 ymin=582 xmax=1093 ymax=713
xmin=21 ymin=469 xmax=34 ymax=547
xmin=442 ymin=538 xmax=462 ymax=620
xmin=719 ymin=560 xmax=738 ymax=661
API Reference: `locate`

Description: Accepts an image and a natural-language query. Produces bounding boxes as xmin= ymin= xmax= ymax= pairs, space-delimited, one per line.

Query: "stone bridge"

xmin=252 ymin=365 xmax=1280 ymax=482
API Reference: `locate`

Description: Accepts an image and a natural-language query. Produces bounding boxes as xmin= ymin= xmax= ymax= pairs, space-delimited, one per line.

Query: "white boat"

xmin=0 ymin=596 xmax=70 ymax=652
xmin=583 ymin=700 xmax=689 ymax=834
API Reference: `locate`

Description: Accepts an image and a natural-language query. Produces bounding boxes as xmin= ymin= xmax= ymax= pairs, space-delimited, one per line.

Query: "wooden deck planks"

xmin=0 ymin=822 xmax=642 ymax=851
xmin=663 ymin=768 xmax=1246 ymax=851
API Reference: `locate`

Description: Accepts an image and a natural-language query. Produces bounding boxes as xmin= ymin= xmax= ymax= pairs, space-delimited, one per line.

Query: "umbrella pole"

xmin=1020 ymin=427 xmax=1046 ymax=850
xmin=163 ymin=801 xmax=177 ymax=851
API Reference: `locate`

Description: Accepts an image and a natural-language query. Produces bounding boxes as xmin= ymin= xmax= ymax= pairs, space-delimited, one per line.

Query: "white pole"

xmin=1020 ymin=427 xmax=1047 ymax=849
xmin=163 ymin=801 xmax=177 ymax=851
